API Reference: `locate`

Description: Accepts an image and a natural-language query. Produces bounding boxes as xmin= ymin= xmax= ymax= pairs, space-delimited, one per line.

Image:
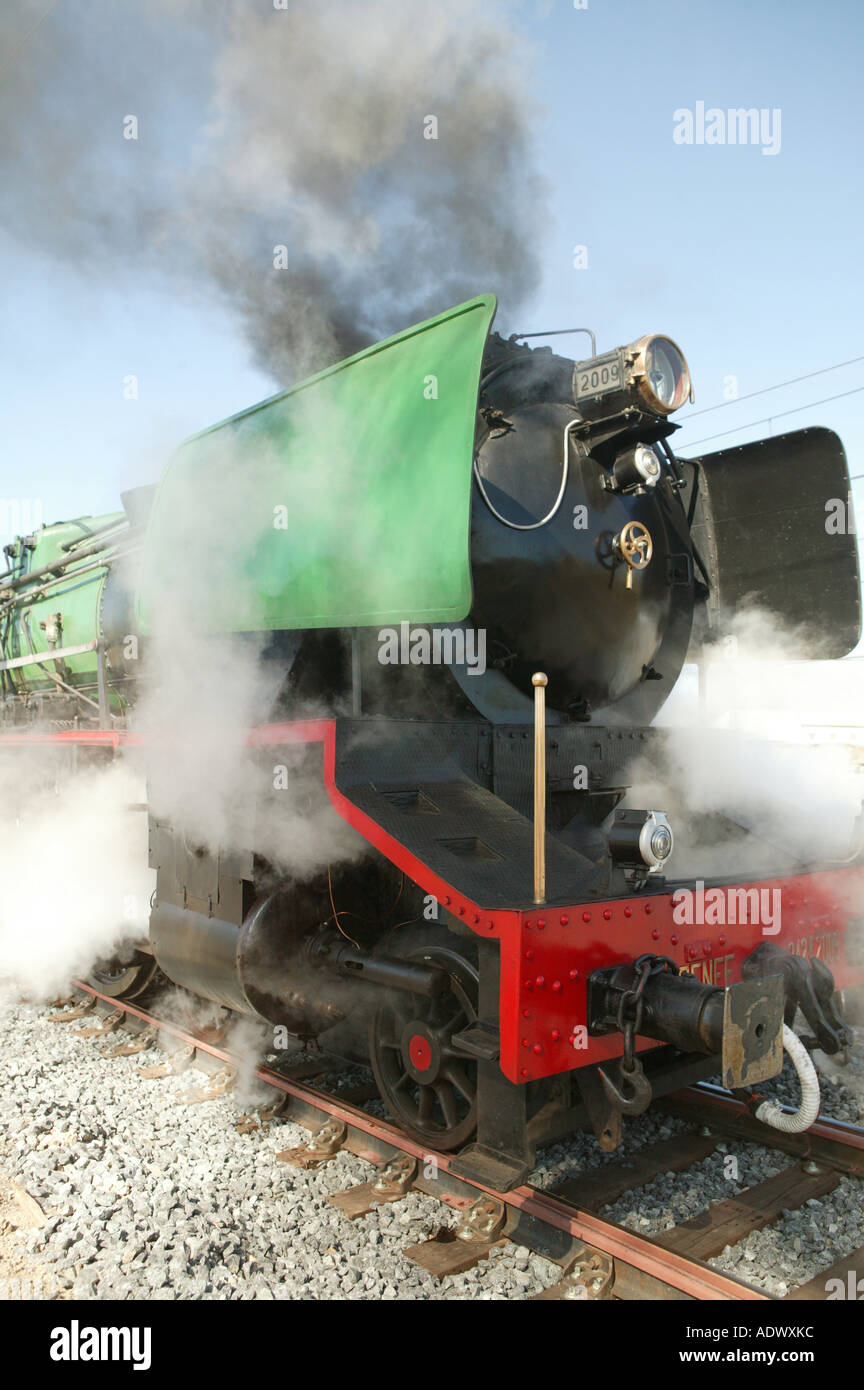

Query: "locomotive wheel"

xmin=88 ymin=950 xmax=158 ymax=1001
xmin=369 ymin=935 xmax=479 ymax=1150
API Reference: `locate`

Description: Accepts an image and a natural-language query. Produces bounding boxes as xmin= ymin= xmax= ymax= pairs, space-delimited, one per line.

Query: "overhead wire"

xmin=679 ymin=354 xmax=864 ymax=420
xmin=675 ymin=386 xmax=864 ymax=453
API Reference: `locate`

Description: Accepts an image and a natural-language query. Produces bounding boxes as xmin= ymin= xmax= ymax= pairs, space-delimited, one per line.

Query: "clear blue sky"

xmin=2 ymin=0 xmax=862 ymax=555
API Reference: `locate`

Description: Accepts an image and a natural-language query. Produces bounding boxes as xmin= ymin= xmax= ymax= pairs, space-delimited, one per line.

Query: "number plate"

xmin=574 ymin=353 xmax=622 ymax=401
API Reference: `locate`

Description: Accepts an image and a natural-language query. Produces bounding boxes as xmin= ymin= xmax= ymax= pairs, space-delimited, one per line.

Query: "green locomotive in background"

xmin=0 ymin=504 xmax=145 ymax=726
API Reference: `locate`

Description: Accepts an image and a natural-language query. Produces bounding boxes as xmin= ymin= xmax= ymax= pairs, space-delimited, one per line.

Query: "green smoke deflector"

xmin=136 ymin=294 xmax=497 ymax=633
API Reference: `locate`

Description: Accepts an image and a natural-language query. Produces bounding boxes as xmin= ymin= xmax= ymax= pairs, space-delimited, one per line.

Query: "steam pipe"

xmin=0 ymin=532 xmax=133 ymax=596
xmin=318 ymin=939 xmax=447 ymax=998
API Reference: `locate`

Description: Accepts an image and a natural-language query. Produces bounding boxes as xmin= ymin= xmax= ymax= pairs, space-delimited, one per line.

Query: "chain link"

xmin=616 ymin=954 xmax=679 ymax=1074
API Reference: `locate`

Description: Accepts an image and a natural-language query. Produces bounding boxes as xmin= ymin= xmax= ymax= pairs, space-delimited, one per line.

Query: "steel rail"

xmin=663 ymin=1081 xmax=864 ymax=1175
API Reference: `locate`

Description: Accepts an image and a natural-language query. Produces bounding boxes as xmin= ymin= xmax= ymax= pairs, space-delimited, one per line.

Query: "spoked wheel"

xmin=369 ymin=938 xmax=479 ymax=1150
xmin=88 ymin=949 xmax=158 ymax=1001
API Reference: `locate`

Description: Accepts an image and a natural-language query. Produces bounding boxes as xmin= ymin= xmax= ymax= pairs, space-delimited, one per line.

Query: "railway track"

xmin=44 ymin=980 xmax=864 ymax=1303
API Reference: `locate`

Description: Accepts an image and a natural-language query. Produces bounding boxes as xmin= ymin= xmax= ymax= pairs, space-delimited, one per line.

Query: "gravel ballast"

xmin=0 ymin=997 xmax=561 ymax=1300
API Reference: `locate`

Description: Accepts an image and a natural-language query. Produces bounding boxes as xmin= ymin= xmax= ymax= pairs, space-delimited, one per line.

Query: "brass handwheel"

xmin=615 ymin=520 xmax=653 ymax=589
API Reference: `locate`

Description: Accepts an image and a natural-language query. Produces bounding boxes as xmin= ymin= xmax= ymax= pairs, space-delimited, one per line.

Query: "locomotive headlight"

xmin=634 ymin=444 xmax=662 ymax=482
xmin=609 ymin=809 xmax=674 ymax=876
xmin=572 ymin=334 xmax=692 ymax=419
xmin=633 ymin=335 xmax=691 ymax=415
xmin=645 ymin=819 xmax=673 ymax=865
xmin=612 ymin=442 xmax=663 ymax=493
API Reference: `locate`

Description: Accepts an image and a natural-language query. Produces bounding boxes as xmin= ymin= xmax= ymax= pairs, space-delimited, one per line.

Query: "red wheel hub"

xmin=408 ymin=1034 xmax=433 ymax=1071
xmin=400 ymin=1020 xmax=441 ymax=1083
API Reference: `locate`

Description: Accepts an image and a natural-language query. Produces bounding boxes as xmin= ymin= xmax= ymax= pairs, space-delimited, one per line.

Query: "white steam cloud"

xmin=0 ymin=756 xmax=155 ymax=1000
xmin=628 ymin=606 xmax=864 ymax=875
xmin=136 ymin=625 xmax=363 ymax=877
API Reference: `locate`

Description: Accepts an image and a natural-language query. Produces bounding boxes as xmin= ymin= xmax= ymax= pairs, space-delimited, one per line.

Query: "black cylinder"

xmin=639 ymin=971 xmax=725 ymax=1053
xmin=588 ymin=961 xmax=725 ymax=1055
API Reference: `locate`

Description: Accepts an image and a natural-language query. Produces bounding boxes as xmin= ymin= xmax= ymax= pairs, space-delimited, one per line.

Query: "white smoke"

xmin=0 ymin=755 xmax=155 ymax=1000
xmin=627 ymin=606 xmax=864 ymax=874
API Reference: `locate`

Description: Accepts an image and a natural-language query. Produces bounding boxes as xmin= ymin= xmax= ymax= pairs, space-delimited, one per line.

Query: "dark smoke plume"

xmin=1 ymin=0 xmax=544 ymax=381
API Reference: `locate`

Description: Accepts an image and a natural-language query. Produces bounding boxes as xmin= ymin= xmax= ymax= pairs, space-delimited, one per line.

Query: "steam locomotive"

xmin=2 ymin=295 xmax=862 ymax=1188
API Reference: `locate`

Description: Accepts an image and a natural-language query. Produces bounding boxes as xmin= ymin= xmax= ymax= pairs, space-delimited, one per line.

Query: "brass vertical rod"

xmin=96 ymin=642 xmax=110 ymax=728
xmin=532 ymin=672 xmax=547 ymax=905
